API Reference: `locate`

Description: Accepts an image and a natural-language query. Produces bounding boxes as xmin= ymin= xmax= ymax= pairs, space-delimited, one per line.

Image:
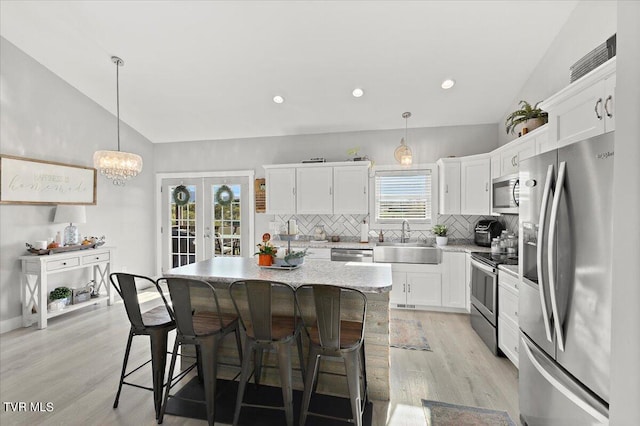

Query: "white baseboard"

xmin=0 ymin=316 xmax=24 ymax=334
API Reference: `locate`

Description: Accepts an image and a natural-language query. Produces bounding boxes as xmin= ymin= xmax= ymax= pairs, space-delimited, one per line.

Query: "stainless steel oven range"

xmin=469 ymin=251 xmax=517 ymax=355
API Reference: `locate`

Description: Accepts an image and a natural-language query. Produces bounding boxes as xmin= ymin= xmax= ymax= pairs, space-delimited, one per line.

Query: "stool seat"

xmin=308 ymin=320 xmax=363 ymax=349
xmin=141 ymin=305 xmax=174 ymax=327
xmin=246 ymin=314 xmax=300 ymax=341
xmin=193 ymin=311 xmax=241 ymax=335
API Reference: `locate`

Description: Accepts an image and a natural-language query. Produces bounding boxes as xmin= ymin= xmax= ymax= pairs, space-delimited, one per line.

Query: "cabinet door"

xmin=442 ymin=252 xmax=466 ymax=309
xmin=461 ymin=157 xmax=490 ymax=215
xmin=407 ymin=272 xmax=441 ymax=307
xmin=491 ymin=153 xmax=501 ymax=179
xmin=296 ymin=167 xmax=333 ymax=214
xmin=465 ymin=253 xmax=472 ymax=312
xmin=500 ymin=145 xmax=520 ymax=176
xmin=333 ymin=166 xmax=369 ymax=214
xmin=266 ymin=168 xmax=296 ymax=214
xmin=498 ymin=318 xmax=520 ymax=368
xmin=438 ymin=161 xmax=461 ymax=215
xmin=604 ymin=74 xmax=616 ymax=132
xmin=390 ymin=271 xmax=407 ymax=305
xmin=549 ymin=79 xmax=605 ymax=149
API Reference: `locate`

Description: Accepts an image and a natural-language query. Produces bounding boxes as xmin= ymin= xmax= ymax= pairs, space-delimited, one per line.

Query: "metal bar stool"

xmin=296 ymin=284 xmax=368 ymax=426
xmin=229 ymin=279 xmax=305 ymax=426
xmin=157 ymin=277 xmax=243 ymax=426
xmin=110 ymin=273 xmax=176 ymax=420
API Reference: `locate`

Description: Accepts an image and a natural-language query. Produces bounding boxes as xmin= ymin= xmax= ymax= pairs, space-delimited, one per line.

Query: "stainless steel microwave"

xmin=492 ymin=174 xmax=519 ymax=214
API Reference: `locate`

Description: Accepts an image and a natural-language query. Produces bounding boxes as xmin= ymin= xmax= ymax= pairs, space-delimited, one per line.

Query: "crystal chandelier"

xmin=93 ymin=56 xmax=143 ymax=185
xmin=394 ymin=112 xmax=413 ymax=166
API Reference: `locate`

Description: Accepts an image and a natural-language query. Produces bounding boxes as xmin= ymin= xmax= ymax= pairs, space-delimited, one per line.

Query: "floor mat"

xmin=390 ymin=317 xmax=432 ymax=351
xmin=422 ymin=399 xmax=516 ymax=426
xmin=164 ymin=376 xmax=373 ymax=425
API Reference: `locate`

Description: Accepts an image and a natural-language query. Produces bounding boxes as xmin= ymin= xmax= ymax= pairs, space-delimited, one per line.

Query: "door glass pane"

xmin=213 ymin=184 xmax=241 ymax=256
xmin=170 ymin=185 xmax=197 ymax=267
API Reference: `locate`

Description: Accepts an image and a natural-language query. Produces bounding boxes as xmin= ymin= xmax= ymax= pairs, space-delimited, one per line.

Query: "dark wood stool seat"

xmin=308 ymin=320 xmax=363 ymax=349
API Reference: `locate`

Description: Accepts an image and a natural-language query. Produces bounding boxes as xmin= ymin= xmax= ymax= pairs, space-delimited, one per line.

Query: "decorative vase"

xmin=258 ymin=254 xmax=273 ymax=266
xmin=436 ymin=236 xmax=448 ymax=246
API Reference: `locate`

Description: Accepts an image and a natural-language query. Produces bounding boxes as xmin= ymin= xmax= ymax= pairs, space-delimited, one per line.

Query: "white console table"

xmin=19 ymin=247 xmax=114 ymax=329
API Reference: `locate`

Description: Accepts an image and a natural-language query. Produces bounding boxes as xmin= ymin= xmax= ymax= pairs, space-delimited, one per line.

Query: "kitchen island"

xmin=164 ymin=257 xmax=393 ymax=401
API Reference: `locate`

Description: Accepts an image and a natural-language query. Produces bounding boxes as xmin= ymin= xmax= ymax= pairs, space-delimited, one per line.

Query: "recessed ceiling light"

xmin=273 ymin=95 xmax=284 ymax=104
xmin=352 ymin=88 xmax=364 ymax=98
xmin=441 ymin=79 xmax=456 ymax=89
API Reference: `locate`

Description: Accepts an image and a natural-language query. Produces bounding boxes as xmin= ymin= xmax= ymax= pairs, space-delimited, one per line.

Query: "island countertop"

xmin=164 ymin=257 xmax=392 ymax=293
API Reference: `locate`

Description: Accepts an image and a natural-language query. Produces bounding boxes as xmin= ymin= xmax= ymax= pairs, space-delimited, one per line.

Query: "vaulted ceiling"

xmin=0 ymin=1 xmax=578 ymax=143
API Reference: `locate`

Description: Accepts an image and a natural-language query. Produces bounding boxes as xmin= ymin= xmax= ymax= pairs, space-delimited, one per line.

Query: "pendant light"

xmin=93 ymin=56 xmax=143 ymax=185
xmin=394 ymin=112 xmax=413 ymax=166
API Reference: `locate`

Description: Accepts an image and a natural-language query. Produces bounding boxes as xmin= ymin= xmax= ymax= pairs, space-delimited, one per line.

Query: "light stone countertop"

xmin=498 ymin=264 xmax=519 ymax=277
xmin=164 ymin=257 xmax=392 ymax=293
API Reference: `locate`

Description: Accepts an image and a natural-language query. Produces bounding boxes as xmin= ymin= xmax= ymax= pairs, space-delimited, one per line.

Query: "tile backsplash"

xmin=274 ymin=213 xmax=519 ymax=241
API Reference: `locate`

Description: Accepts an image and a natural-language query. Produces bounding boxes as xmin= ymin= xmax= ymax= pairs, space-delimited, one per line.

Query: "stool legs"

xmin=276 ymin=341 xmax=295 ymax=426
xmin=149 ymin=329 xmax=169 ymax=420
xmin=344 ymin=349 xmax=364 ymax=426
xmin=299 ymin=346 xmax=321 ymax=426
xmin=158 ymin=339 xmax=180 ymax=424
xmin=113 ymin=330 xmax=134 ymax=409
xmin=233 ymin=337 xmax=254 ymax=426
xmin=199 ymin=337 xmax=219 ymax=426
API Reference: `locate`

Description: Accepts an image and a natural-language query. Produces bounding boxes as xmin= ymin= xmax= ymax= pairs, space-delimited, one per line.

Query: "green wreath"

xmin=173 ymin=185 xmax=190 ymax=206
xmin=215 ymin=185 xmax=234 ymax=206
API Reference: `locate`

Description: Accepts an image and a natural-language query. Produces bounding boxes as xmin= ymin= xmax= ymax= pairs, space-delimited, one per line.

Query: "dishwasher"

xmin=330 ymin=248 xmax=374 ymax=262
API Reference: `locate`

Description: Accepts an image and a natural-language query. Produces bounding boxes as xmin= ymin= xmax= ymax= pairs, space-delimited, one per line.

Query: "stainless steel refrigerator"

xmin=518 ymin=132 xmax=614 ymax=425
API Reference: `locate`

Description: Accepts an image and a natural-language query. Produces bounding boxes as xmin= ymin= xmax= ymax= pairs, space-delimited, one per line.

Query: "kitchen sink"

xmin=373 ymin=242 xmax=442 ymax=264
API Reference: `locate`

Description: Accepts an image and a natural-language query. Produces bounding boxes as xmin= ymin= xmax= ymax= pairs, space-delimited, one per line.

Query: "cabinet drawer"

xmin=499 ymin=285 xmax=519 ymax=328
xmin=46 ymin=257 xmax=80 ymax=271
xmin=498 ymin=318 xmax=519 ymax=368
xmin=498 ymin=269 xmax=519 ymax=292
xmin=83 ymin=251 xmax=110 ymax=265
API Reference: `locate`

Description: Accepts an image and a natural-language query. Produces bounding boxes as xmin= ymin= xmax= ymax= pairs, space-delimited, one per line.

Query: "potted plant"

xmin=48 ymin=286 xmax=72 ymax=311
xmin=255 ymin=233 xmax=277 ymax=266
xmin=432 ymin=224 xmax=449 ymax=246
xmin=505 ymin=100 xmax=548 ymax=135
xmin=284 ymin=248 xmax=308 ymax=266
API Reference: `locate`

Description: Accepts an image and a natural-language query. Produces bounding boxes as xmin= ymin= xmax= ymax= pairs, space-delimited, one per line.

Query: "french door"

xmin=159 ymin=174 xmax=252 ymax=273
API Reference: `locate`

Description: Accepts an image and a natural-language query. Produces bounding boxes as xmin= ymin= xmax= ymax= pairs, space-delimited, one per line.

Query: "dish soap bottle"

xmin=378 ymin=230 xmax=384 ymax=243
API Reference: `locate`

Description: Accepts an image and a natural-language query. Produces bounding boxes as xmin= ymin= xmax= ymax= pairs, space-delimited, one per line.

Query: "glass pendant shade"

xmin=395 ymin=112 xmax=413 ymax=166
xmin=93 ymin=150 xmax=143 ymax=185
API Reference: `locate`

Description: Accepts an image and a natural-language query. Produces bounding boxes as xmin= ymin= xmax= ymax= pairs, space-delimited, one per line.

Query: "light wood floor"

xmin=0 ymin=291 xmax=518 ymax=425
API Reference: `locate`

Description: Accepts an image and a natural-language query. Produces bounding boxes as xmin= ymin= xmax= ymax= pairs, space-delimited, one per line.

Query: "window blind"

xmin=375 ymin=170 xmax=432 ymax=222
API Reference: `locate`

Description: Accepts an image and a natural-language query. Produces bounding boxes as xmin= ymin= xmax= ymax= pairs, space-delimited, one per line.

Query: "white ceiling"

xmin=0 ymin=1 xmax=578 ymax=144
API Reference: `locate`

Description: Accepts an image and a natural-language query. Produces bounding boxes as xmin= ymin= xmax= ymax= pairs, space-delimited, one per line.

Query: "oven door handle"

xmin=548 ymin=161 xmax=567 ymax=352
xmin=471 ymin=258 xmax=496 ymax=275
xmin=537 ymin=164 xmax=554 ymax=343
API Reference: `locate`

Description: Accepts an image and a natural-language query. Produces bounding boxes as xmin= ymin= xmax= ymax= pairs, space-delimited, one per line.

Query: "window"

xmin=374 ymin=169 xmax=433 ymax=224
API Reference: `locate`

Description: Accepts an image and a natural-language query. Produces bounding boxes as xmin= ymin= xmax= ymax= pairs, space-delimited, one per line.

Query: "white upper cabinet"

xmin=541 ymin=58 xmax=616 ymax=149
xmin=461 ymin=154 xmax=491 ymax=215
xmin=265 ymin=167 xmax=296 ymax=214
xmin=296 ymin=167 xmax=333 ymax=214
xmin=498 ymin=127 xmax=544 ymax=176
xmin=437 ymin=158 xmax=461 ymax=215
xmin=264 ymin=161 xmax=370 ymax=215
xmin=333 ymin=165 xmax=369 ymax=214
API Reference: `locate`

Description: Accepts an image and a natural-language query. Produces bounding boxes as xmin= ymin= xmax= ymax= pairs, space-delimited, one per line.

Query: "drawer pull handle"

xmin=515 ymin=311 xmax=518 ymax=317
xmin=62 ymin=262 xmax=67 ymax=266
xmin=514 ymin=346 xmax=519 ymax=353
xmin=96 ymin=257 xmax=100 ymax=260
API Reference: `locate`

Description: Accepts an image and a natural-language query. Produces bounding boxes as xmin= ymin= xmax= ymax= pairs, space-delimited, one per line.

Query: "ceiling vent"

xmin=569 ymin=34 xmax=616 ymax=83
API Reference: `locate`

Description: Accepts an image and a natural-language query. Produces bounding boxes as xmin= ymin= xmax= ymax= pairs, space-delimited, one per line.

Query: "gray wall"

xmin=610 ymin=1 xmax=640 ymax=423
xmin=154 ymin=123 xmax=499 ymax=244
xmin=498 ymin=1 xmax=617 ymax=146
xmin=0 ymin=38 xmax=156 ymax=331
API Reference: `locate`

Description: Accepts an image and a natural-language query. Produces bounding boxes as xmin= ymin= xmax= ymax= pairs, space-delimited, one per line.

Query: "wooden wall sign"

xmin=0 ymin=155 xmax=97 ymax=205
xmin=255 ymin=178 xmax=266 ymax=213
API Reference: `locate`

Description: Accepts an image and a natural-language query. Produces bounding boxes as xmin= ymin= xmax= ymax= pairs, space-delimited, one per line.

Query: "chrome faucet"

xmin=401 ymin=219 xmax=411 ymax=243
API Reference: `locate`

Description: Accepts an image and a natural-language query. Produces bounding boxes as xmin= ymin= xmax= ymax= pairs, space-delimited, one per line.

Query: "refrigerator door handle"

xmin=521 ymin=336 xmax=609 ymax=424
xmin=548 ymin=161 xmax=567 ymax=352
xmin=537 ymin=164 xmax=554 ymax=343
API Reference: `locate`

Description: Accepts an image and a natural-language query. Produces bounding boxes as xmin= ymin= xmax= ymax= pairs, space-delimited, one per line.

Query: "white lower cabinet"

xmin=391 ymin=266 xmax=441 ymax=308
xmin=390 ymin=252 xmax=467 ymax=311
xmin=498 ymin=270 xmax=520 ymax=368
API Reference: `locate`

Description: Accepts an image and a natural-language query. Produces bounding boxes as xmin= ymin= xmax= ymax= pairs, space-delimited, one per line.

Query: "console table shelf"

xmin=19 ymin=247 xmax=114 ymax=329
